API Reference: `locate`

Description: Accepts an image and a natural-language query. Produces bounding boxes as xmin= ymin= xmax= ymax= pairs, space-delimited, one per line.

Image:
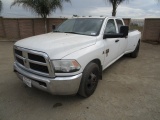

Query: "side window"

xmin=116 ymin=19 xmax=123 ymax=33
xmin=104 ymin=19 xmax=116 ymax=34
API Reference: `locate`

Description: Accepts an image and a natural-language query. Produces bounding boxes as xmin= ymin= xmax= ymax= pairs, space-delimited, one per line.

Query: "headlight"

xmin=52 ymin=60 xmax=81 ymax=73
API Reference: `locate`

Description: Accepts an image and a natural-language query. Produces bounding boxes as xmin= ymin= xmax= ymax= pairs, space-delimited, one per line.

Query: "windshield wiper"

xmin=54 ymin=30 xmax=61 ymax=32
xmin=64 ymin=32 xmax=78 ymax=34
xmin=54 ymin=31 xmax=78 ymax=34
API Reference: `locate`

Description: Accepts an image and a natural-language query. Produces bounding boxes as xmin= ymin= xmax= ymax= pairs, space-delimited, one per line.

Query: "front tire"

xmin=78 ymin=62 xmax=100 ymax=98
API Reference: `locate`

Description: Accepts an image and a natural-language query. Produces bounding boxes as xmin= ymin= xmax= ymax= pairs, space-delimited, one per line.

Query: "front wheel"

xmin=78 ymin=62 xmax=100 ymax=98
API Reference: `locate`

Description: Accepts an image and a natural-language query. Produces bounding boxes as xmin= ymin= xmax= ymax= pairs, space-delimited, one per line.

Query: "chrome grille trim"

xmin=14 ymin=46 xmax=55 ymax=77
xmin=28 ymin=59 xmax=47 ymax=66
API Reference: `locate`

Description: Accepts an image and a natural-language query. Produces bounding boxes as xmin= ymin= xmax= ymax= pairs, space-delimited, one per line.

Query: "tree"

xmin=106 ymin=0 xmax=127 ymax=16
xmin=11 ymin=0 xmax=71 ymax=32
xmin=0 ymin=0 xmax=2 ymax=14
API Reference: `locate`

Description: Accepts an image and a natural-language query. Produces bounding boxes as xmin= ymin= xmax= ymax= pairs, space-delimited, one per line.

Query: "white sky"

xmin=0 ymin=0 xmax=160 ymax=18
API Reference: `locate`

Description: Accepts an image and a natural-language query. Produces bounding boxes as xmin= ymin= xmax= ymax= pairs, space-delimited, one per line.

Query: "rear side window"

xmin=104 ymin=19 xmax=117 ymax=34
xmin=116 ymin=19 xmax=123 ymax=33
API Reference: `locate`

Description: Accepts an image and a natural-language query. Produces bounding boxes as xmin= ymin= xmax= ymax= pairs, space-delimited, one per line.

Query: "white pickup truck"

xmin=14 ymin=17 xmax=141 ymax=97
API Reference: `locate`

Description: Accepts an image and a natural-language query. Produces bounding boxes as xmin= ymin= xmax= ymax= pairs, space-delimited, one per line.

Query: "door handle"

xmin=115 ymin=40 xmax=119 ymax=43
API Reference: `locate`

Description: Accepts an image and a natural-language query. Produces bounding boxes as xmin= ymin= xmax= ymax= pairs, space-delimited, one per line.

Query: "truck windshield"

xmin=54 ymin=18 xmax=104 ymax=36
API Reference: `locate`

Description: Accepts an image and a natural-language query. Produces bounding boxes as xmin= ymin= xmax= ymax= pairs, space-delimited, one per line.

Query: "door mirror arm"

xmin=103 ymin=33 xmax=124 ymax=39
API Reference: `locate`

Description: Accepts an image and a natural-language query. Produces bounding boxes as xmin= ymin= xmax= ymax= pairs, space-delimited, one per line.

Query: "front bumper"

xmin=14 ymin=63 xmax=82 ymax=95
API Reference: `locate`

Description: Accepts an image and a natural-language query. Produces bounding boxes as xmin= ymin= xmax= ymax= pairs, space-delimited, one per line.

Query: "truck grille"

xmin=14 ymin=46 xmax=54 ymax=77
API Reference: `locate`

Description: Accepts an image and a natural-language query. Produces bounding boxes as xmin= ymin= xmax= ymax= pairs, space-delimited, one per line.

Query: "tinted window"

xmin=104 ymin=19 xmax=116 ymax=34
xmin=116 ymin=19 xmax=123 ymax=33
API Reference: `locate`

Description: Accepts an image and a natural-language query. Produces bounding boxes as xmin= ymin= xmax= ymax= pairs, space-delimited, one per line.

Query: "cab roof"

xmin=71 ymin=16 xmax=123 ymax=19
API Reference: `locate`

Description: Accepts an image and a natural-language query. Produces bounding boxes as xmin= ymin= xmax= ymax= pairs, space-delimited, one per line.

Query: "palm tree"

xmin=0 ymin=0 xmax=2 ymax=14
xmin=11 ymin=0 xmax=71 ymax=32
xmin=106 ymin=0 xmax=127 ymax=16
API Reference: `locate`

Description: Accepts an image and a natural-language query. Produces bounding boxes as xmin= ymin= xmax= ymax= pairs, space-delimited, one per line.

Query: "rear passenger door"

xmin=115 ymin=19 xmax=128 ymax=56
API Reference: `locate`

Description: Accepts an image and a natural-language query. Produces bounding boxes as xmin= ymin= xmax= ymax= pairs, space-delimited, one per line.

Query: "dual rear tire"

xmin=130 ymin=41 xmax=140 ymax=58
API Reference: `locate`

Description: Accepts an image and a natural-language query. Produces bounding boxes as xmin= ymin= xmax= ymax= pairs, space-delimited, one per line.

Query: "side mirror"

xmin=103 ymin=26 xmax=129 ymax=39
xmin=52 ymin=25 xmax=56 ymax=31
xmin=120 ymin=26 xmax=129 ymax=37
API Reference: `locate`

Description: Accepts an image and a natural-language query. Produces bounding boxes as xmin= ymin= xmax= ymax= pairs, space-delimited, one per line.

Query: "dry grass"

xmin=129 ymin=25 xmax=144 ymax=33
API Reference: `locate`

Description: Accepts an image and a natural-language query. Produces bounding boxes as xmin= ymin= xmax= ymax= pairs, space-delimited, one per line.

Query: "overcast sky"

xmin=0 ymin=0 xmax=160 ymax=18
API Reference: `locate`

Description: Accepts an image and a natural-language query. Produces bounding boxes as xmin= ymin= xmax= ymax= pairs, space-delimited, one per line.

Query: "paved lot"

xmin=0 ymin=42 xmax=160 ymax=120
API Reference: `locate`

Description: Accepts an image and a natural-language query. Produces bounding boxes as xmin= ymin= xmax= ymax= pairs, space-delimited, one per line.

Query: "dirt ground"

xmin=0 ymin=42 xmax=160 ymax=120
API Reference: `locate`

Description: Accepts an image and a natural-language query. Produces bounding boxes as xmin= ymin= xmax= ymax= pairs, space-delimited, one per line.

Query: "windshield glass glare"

xmin=55 ymin=18 xmax=104 ymax=36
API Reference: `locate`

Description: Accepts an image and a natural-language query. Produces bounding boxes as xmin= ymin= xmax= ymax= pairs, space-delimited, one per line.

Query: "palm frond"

xmin=11 ymin=0 xmax=71 ymax=18
xmin=104 ymin=0 xmax=128 ymax=16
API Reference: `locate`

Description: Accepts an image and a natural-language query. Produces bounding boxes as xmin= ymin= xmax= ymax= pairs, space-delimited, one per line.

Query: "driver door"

xmin=103 ymin=19 xmax=120 ymax=69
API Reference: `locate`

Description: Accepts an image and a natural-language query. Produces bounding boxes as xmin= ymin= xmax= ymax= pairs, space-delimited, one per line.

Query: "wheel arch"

xmin=88 ymin=58 xmax=103 ymax=80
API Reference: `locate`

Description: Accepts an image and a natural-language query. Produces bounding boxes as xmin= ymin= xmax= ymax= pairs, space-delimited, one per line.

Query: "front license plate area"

xmin=23 ymin=77 xmax=32 ymax=88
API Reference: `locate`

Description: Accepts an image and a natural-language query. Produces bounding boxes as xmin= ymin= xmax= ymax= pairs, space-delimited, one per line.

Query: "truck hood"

xmin=15 ymin=33 xmax=97 ymax=59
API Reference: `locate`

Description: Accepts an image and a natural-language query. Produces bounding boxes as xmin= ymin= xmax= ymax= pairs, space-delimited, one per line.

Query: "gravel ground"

xmin=0 ymin=42 xmax=160 ymax=120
